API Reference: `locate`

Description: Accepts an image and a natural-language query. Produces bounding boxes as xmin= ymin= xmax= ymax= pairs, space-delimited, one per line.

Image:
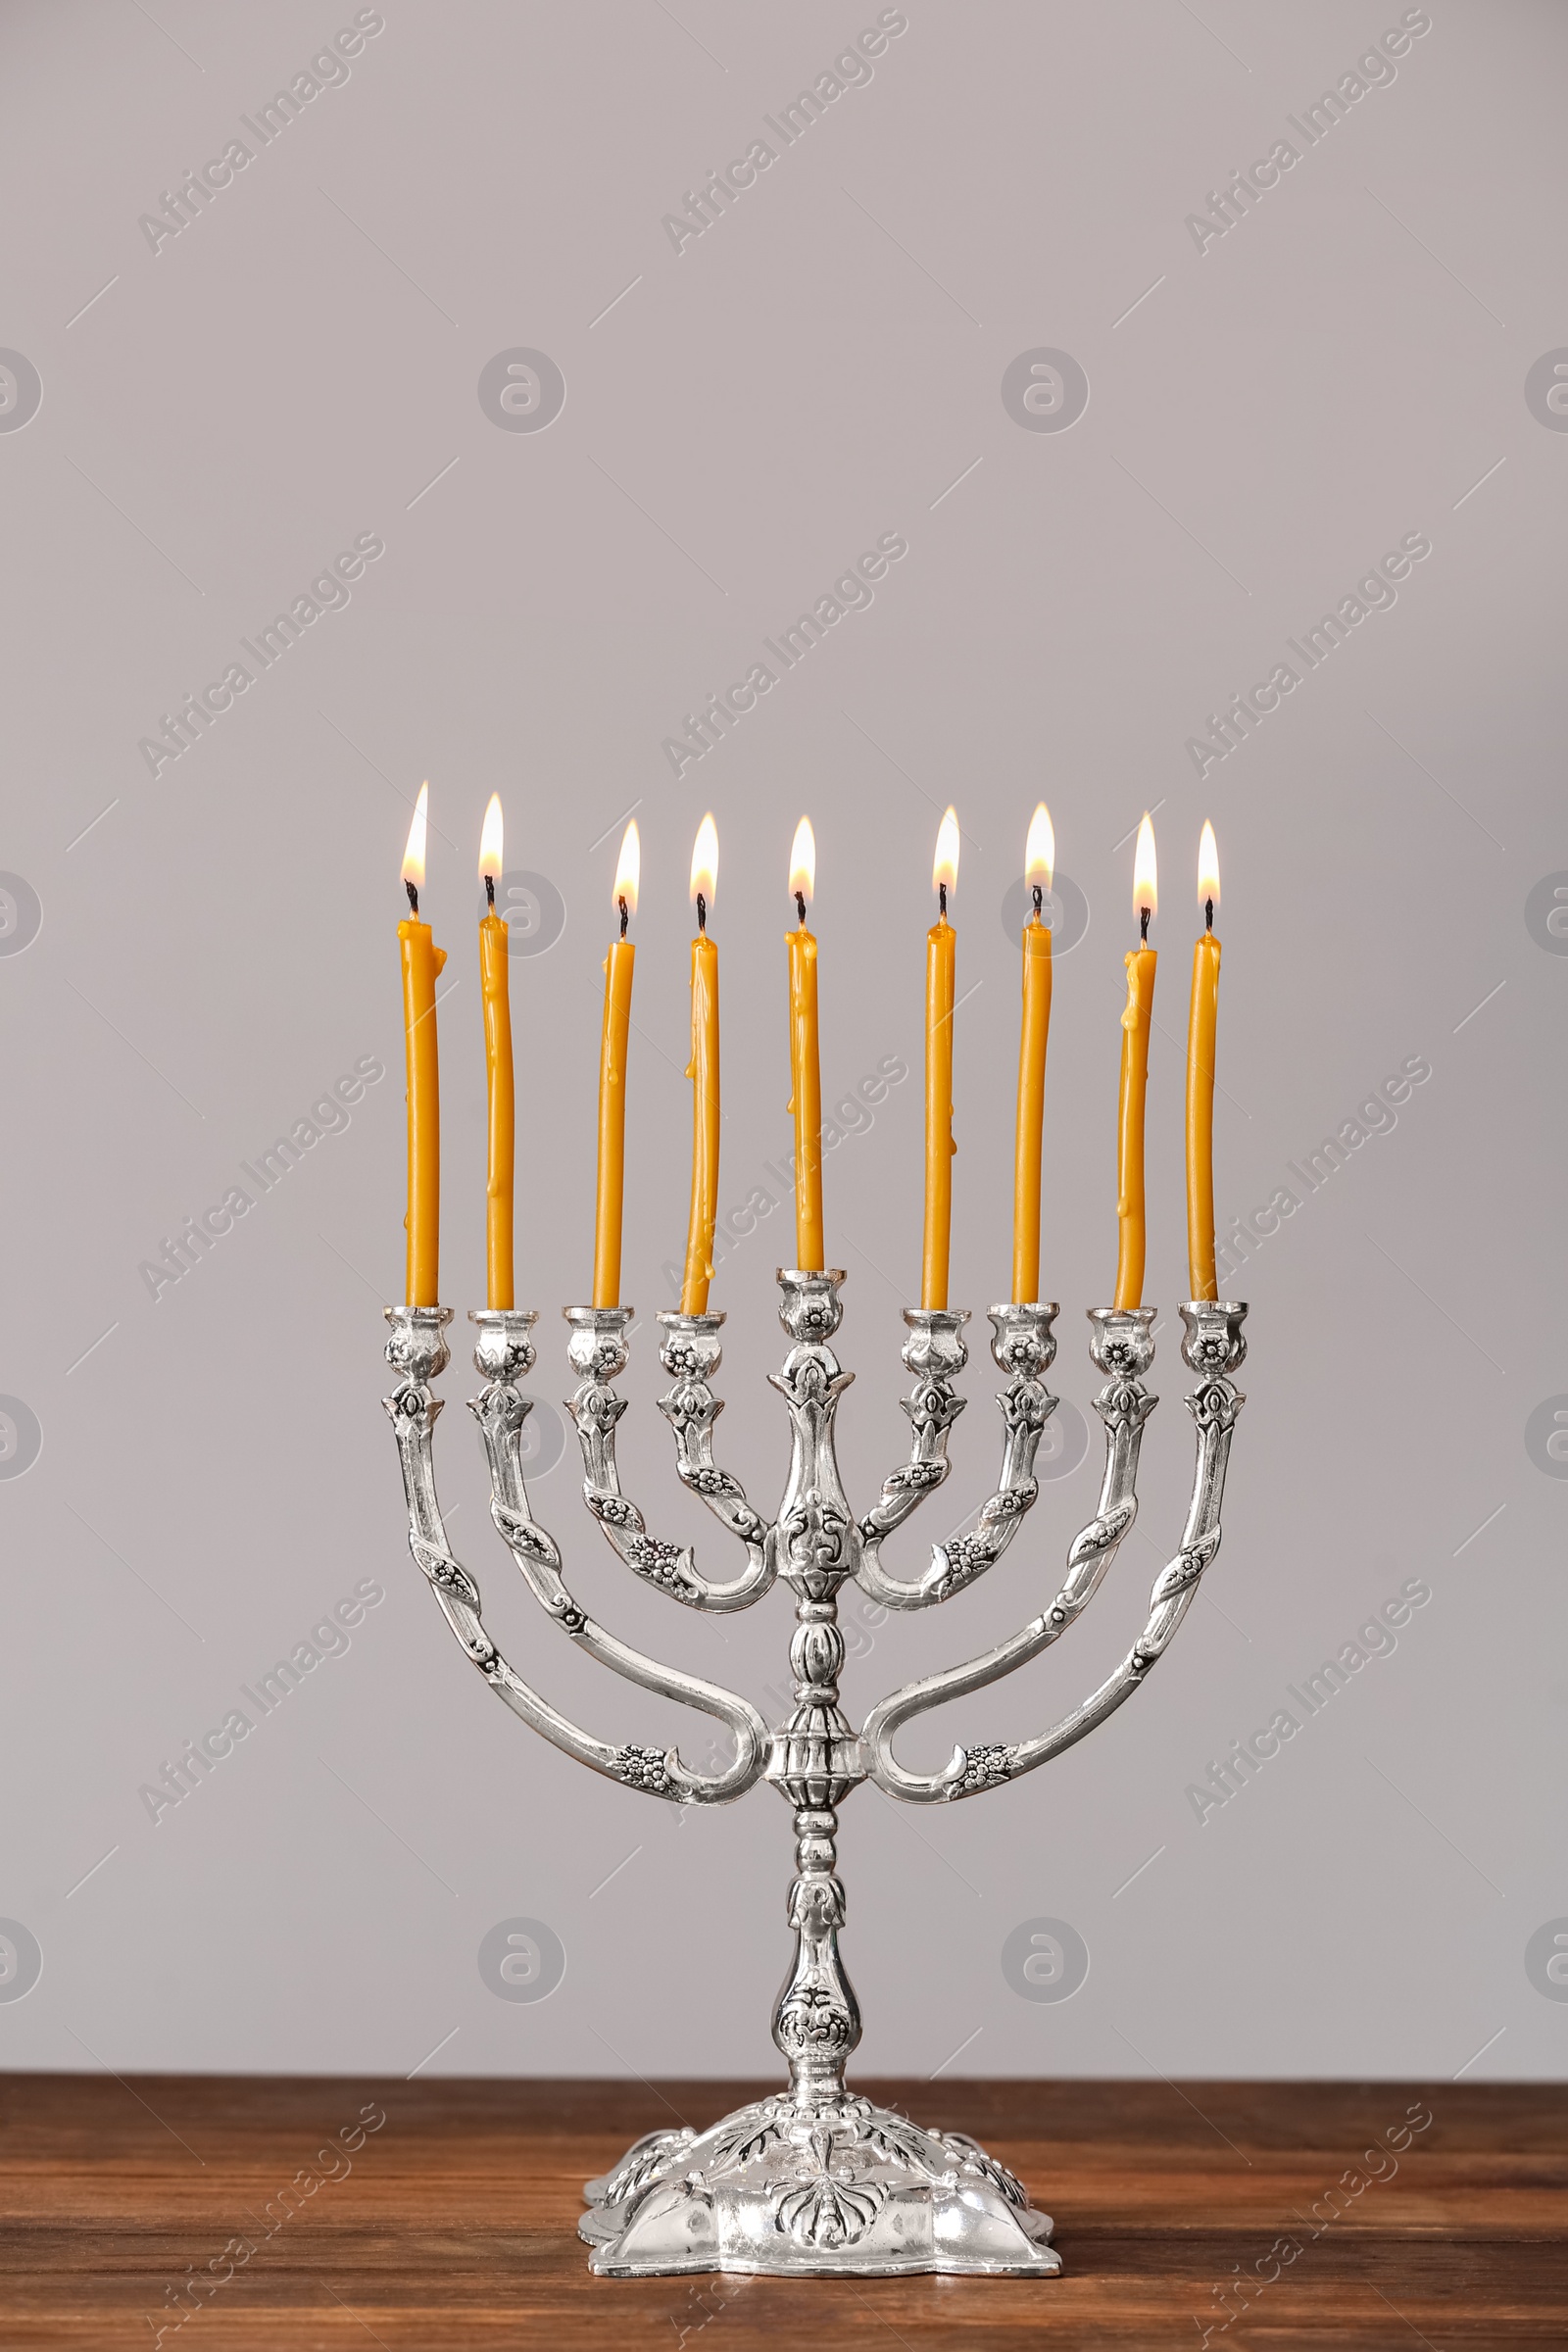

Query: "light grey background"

xmin=1 ymin=0 xmax=1564 ymax=2083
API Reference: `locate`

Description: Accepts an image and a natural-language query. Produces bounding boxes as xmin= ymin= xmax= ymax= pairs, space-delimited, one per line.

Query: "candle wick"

xmin=1139 ymin=905 xmax=1150 ymax=945
xmin=485 ymin=872 xmax=496 ymax=911
xmin=795 ymin=889 xmax=806 ymax=927
xmin=938 ymin=881 xmax=948 ymax=920
xmin=695 ymin=891 xmax=707 ymax=934
xmin=1204 ymin=896 xmax=1214 ymax=933
xmin=405 ymin=878 xmax=419 ymax=918
xmin=618 ymin=895 xmax=629 ymax=942
xmin=1032 ymin=883 xmax=1043 ymax=921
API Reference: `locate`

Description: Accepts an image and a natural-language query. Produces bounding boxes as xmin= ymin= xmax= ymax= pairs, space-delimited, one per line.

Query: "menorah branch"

xmin=1000 ymin=1303 xmax=1246 ymax=1781
xmin=853 ymin=1308 xmax=968 ymax=1606
xmin=565 ymin=1305 xmax=774 ymax=1611
xmin=858 ymin=1302 xmax=1062 ymax=1610
xmin=384 ymin=1305 xmax=767 ymax=1804
xmin=861 ymin=1304 xmax=1245 ymax=1803
xmin=656 ymin=1309 xmax=775 ymax=1605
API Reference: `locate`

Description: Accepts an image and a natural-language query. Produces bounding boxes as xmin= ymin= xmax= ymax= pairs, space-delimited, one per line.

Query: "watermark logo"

xmin=0 ymin=1397 xmax=42 ymax=1480
xmin=1001 ymin=350 xmax=1089 ymax=434
xmin=1194 ymin=2100 xmax=1433 ymax=2337
xmin=140 ymin=535 xmax=387 ymax=780
xmin=663 ymin=533 xmax=908 ymax=778
xmin=137 ymin=1580 xmax=386 ymax=1825
xmin=1187 ymin=534 xmax=1433 ymax=780
xmin=0 ymin=352 xmax=42 ymax=433
xmin=1035 ymin=1397 xmax=1089 ymax=1481
xmin=478 ymin=1916 xmax=565 ymax=2002
xmin=1525 ymin=1919 xmax=1568 ymax=2000
xmin=1217 ymin=1054 xmax=1432 ymax=1295
xmin=478 ymin=350 xmax=565 ymax=433
xmin=0 ymin=873 xmax=42 ymax=956
xmin=476 ymin=869 xmax=566 ymax=957
xmin=516 ymin=1399 xmax=566 ymax=1479
xmin=142 ymin=2096 xmax=386 ymax=2334
xmin=1184 ymin=16 xmax=1432 ymax=260
xmin=1000 ymin=872 xmax=1090 ymax=957
xmin=1524 ymin=872 xmax=1568 ymax=954
xmin=137 ymin=13 xmax=388 ymax=256
xmin=1525 ymin=351 xmax=1568 ymax=431
xmin=0 ymin=1920 xmax=42 ymax=2001
xmin=661 ymin=13 xmax=909 ymax=257
xmin=1525 ymin=1396 xmax=1568 ymax=1478
xmin=142 ymin=1054 xmax=386 ymax=1303
xmin=1001 ymin=1916 xmax=1089 ymax=2002
xmin=1187 ymin=1576 xmax=1431 ymax=1825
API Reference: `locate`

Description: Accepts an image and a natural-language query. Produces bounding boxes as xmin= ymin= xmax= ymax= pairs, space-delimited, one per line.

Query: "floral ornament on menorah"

xmin=383 ymin=1266 xmax=1248 ymax=2279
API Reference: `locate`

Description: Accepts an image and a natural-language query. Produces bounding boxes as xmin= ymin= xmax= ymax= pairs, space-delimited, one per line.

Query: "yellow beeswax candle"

xmin=1011 ymin=803 xmax=1054 ymax=1305
xmin=681 ymin=814 xmax=720 ymax=1315
xmin=1114 ymin=814 xmax=1158 ymax=1312
xmin=592 ymin=822 xmax=639 ymax=1309
xmin=399 ymin=784 xmax=445 ymax=1307
xmin=786 ymin=816 xmax=824 ymax=1272
xmin=1186 ymin=820 xmax=1222 ymax=1303
xmin=477 ymin=794 xmax=514 ymax=1311
xmin=922 ymin=807 xmax=960 ymax=1311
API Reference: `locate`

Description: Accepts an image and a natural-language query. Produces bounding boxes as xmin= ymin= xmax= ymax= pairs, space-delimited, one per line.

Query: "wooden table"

xmin=2 ymin=2074 xmax=1561 ymax=2347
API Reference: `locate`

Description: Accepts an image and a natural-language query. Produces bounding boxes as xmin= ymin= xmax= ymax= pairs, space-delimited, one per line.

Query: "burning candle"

xmin=922 ymin=807 xmax=959 ymax=1311
xmin=1011 ymin=803 xmax=1054 ymax=1305
xmin=478 ymin=794 xmax=514 ymax=1311
xmin=681 ymin=813 xmax=720 ymax=1315
xmin=1113 ymin=814 xmax=1157 ymax=1312
xmin=592 ymin=821 xmax=639 ymax=1309
xmin=1186 ymin=820 xmax=1222 ymax=1303
xmin=398 ymin=783 xmax=446 ymax=1306
xmin=786 ymin=817 xmax=823 ymax=1272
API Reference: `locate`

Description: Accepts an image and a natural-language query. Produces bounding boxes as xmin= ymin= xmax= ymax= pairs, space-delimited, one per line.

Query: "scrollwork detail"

xmin=1189 ymin=1377 xmax=1244 ymax=1434
xmin=408 ymin=1534 xmax=479 ymax=1611
xmin=614 ymin=1743 xmax=676 ymax=1795
xmin=951 ymin=1742 xmax=1015 ymax=1795
xmin=775 ymin=2145 xmax=888 ymax=2248
xmin=776 ymin=1984 xmax=855 ymax=2055
xmin=942 ymin=2133 xmax=1030 ymax=2206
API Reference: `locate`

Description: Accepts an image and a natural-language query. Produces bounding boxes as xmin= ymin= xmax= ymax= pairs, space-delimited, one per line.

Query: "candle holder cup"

xmin=383 ymin=1274 xmax=1248 ymax=2278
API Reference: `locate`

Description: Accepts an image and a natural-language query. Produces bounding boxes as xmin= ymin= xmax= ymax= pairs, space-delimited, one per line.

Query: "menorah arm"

xmin=566 ymin=1306 xmax=774 ymax=1612
xmin=656 ymin=1311 xmax=775 ymax=1602
xmin=384 ymin=1307 xmax=768 ymax=1805
xmin=861 ymin=1304 xmax=1246 ymax=1804
xmin=857 ymin=1305 xmax=1058 ymax=1610
xmin=854 ymin=1309 xmax=970 ymax=1607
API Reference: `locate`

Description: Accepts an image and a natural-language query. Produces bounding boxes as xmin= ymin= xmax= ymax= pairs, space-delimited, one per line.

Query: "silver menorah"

xmin=383 ymin=1268 xmax=1248 ymax=2279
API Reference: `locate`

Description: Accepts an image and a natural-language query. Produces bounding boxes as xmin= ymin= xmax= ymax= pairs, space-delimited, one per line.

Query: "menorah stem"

xmin=763 ymin=1272 xmax=867 ymax=2112
xmin=770 ymin=1575 xmax=859 ymax=2108
xmin=774 ymin=1799 xmax=858 ymax=2107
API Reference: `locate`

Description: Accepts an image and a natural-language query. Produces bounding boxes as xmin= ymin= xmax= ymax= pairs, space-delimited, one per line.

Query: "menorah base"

xmin=578 ymin=2092 xmax=1060 ymax=2278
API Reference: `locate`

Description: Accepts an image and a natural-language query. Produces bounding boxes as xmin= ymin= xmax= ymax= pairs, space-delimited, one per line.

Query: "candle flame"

xmin=932 ymin=807 xmax=960 ymax=897
xmin=1025 ymin=802 xmax=1054 ymax=894
xmin=613 ymin=818 xmax=640 ymax=916
xmin=478 ymin=792 xmax=504 ymax=883
xmin=1198 ymin=817 xmax=1220 ymax=909
xmin=690 ymin=810 xmax=717 ymax=906
xmin=401 ymin=783 xmax=428 ymax=892
xmin=789 ymin=815 xmax=815 ymax=905
xmin=1133 ymin=811 xmax=1157 ymax=923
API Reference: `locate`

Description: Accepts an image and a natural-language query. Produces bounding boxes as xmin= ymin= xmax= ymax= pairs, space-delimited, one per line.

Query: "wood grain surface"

xmin=1 ymin=2073 xmax=1562 ymax=2348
